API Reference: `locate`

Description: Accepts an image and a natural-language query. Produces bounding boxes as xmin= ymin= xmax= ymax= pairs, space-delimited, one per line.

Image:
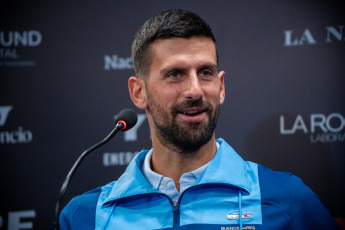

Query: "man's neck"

xmin=150 ymin=135 xmax=217 ymax=192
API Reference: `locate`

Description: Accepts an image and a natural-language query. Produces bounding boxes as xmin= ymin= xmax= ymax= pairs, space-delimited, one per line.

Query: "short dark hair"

xmin=131 ymin=9 xmax=218 ymax=77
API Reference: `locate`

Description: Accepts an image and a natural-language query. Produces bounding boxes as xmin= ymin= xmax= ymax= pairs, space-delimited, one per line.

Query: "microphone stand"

xmin=53 ymin=122 xmax=124 ymax=230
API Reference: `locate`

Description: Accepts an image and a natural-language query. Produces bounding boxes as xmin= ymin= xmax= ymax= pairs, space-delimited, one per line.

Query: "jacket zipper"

xmin=170 ymin=183 xmax=246 ymax=229
xmin=172 ymin=201 xmax=180 ymax=229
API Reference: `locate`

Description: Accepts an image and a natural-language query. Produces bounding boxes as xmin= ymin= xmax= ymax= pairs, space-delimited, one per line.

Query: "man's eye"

xmin=167 ymin=72 xmax=181 ymax=78
xmin=199 ymin=70 xmax=213 ymax=77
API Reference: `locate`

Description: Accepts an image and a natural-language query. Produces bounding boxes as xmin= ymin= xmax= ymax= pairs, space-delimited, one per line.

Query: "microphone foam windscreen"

xmin=116 ymin=109 xmax=138 ymax=131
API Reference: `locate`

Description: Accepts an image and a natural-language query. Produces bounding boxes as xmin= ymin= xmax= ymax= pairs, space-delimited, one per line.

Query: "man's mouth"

xmin=178 ymin=108 xmax=206 ymax=122
xmin=178 ymin=107 xmax=206 ymax=117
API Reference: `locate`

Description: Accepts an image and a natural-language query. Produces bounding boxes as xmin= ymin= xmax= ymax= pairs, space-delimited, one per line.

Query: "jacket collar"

xmin=102 ymin=138 xmax=250 ymax=206
xmin=198 ymin=138 xmax=251 ymax=193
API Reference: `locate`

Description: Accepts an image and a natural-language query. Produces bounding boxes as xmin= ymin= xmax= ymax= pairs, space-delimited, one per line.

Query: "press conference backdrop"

xmin=1 ymin=1 xmax=344 ymax=229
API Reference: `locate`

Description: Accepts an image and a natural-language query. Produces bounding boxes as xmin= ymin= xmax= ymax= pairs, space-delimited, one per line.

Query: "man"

xmin=60 ymin=9 xmax=339 ymax=229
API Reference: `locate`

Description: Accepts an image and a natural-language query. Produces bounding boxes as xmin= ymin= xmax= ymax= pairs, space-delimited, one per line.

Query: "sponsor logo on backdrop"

xmin=0 ymin=30 xmax=42 ymax=67
xmin=103 ymin=151 xmax=139 ymax=166
xmin=104 ymin=54 xmax=133 ymax=70
xmin=0 ymin=210 xmax=36 ymax=230
xmin=0 ymin=106 xmax=12 ymax=126
xmin=283 ymin=25 xmax=344 ymax=46
xmin=0 ymin=106 xmax=33 ymax=144
xmin=280 ymin=113 xmax=345 ymax=143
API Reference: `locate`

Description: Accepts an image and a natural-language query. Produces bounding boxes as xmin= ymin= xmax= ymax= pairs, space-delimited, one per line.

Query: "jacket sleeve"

xmin=59 ymin=187 xmax=102 ymax=230
xmin=288 ymin=175 xmax=340 ymax=230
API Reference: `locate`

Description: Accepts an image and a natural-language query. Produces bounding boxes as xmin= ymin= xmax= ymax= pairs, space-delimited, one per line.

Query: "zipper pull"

xmin=172 ymin=201 xmax=179 ymax=212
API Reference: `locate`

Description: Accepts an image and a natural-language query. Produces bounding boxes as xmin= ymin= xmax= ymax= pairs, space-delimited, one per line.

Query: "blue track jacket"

xmin=60 ymin=138 xmax=339 ymax=229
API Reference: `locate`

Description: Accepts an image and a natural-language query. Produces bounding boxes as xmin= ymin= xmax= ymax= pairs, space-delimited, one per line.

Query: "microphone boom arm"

xmin=53 ymin=122 xmax=124 ymax=230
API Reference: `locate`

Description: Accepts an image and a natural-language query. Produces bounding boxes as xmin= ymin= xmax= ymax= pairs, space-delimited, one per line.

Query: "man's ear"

xmin=219 ymin=71 xmax=225 ymax=105
xmin=128 ymin=76 xmax=147 ymax=109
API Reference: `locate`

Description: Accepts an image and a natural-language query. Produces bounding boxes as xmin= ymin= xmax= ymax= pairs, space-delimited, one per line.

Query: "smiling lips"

xmin=178 ymin=107 xmax=207 ymax=122
xmin=180 ymin=107 xmax=205 ymax=115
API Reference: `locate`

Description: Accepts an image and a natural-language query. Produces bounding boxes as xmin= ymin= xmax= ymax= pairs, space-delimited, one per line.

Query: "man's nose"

xmin=183 ymin=74 xmax=204 ymax=100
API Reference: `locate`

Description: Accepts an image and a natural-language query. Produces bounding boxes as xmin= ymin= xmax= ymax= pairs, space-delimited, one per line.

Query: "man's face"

xmin=143 ymin=37 xmax=225 ymax=153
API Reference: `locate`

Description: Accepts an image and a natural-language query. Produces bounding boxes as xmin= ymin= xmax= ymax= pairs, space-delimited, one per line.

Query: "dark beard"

xmin=148 ymin=97 xmax=220 ymax=153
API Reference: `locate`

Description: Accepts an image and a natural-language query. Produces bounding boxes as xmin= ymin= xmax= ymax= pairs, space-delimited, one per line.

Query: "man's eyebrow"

xmin=160 ymin=63 xmax=218 ymax=74
xmin=198 ymin=63 xmax=218 ymax=70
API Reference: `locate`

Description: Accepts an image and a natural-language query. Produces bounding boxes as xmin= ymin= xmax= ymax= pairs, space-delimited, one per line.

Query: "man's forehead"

xmin=149 ymin=37 xmax=217 ymax=64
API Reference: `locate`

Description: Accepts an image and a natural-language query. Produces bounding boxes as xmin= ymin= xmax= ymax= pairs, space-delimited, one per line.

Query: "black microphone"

xmin=115 ymin=108 xmax=138 ymax=131
xmin=53 ymin=109 xmax=138 ymax=230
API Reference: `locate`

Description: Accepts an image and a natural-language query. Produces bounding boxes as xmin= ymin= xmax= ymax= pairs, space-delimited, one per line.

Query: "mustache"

xmin=172 ymin=98 xmax=212 ymax=113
